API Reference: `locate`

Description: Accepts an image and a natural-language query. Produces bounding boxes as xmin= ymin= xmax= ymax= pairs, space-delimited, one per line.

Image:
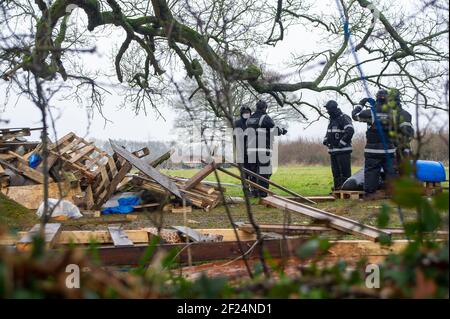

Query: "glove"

xmin=280 ymin=128 xmax=288 ymax=135
xmin=359 ymin=98 xmax=368 ymax=106
xmin=366 ymin=97 xmax=376 ymax=107
xmin=323 ymin=138 xmax=329 ymax=146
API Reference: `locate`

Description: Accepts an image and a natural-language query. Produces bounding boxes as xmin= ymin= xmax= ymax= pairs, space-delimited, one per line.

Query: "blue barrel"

xmin=414 ymin=160 xmax=447 ymax=182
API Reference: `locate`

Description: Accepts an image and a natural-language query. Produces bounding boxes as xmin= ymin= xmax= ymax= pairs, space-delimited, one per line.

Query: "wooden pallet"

xmin=332 ymin=190 xmax=364 ymax=200
xmin=424 ymin=182 xmax=443 ymax=196
xmin=48 ymin=132 xmax=110 ymax=181
xmin=49 ymin=133 xmax=150 ymax=209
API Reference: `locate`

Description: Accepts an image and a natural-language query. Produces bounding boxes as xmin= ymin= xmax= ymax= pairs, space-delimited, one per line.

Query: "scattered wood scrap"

xmin=235 ymin=222 xmax=331 ymax=236
xmin=172 ymin=226 xmax=223 ymax=242
xmin=16 ymin=223 xmax=62 ymax=251
xmin=108 ymin=226 xmax=134 ymax=247
xmin=132 ymin=174 xmax=221 ymax=210
xmin=332 ymin=190 xmax=364 ymax=200
xmin=261 ymin=195 xmax=391 ymax=241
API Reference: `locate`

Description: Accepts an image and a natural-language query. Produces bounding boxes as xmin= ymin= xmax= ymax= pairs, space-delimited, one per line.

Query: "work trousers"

xmin=330 ymin=152 xmax=352 ymax=190
xmin=364 ymin=154 xmax=397 ymax=194
xmin=247 ymin=162 xmax=272 ymax=198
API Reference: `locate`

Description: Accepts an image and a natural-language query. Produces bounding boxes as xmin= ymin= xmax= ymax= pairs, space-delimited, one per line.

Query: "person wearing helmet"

xmin=322 ymin=100 xmax=354 ymax=190
xmin=352 ymin=89 xmax=398 ymax=198
xmin=234 ymin=106 xmax=252 ymax=192
xmin=245 ymin=99 xmax=287 ymax=197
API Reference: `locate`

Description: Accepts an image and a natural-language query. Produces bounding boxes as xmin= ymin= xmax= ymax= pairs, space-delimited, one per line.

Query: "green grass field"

xmin=162 ymin=165 xmax=362 ymax=197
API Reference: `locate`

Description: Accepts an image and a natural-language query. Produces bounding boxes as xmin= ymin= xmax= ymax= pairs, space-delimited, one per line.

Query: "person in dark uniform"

xmin=246 ymin=100 xmax=287 ymax=197
xmin=387 ymin=89 xmax=414 ymax=165
xmin=234 ymin=106 xmax=252 ymax=193
xmin=352 ymin=89 xmax=399 ymax=198
xmin=322 ymin=100 xmax=355 ymax=190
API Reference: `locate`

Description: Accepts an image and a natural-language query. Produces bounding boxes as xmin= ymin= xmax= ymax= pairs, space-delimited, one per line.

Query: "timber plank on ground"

xmin=261 ymin=195 xmax=390 ymax=241
xmin=108 ymin=226 xmax=134 ymax=247
xmin=16 ymin=223 xmax=62 ymax=251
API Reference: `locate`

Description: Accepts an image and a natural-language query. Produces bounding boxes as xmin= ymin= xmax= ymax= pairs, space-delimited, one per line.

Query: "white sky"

xmin=0 ymin=0 xmax=448 ymax=144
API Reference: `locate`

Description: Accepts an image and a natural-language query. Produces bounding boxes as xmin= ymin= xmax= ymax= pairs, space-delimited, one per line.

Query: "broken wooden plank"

xmin=16 ymin=223 xmax=62 ymax=251
xmin=183 ymin=163 xmax=216 ymax=190
xmin=108 ymin=226 xmax=134 ymax=247
xmin=236 ymin=222 xmax=332 ymax=235
xmin=171 ymin=206 xmax=193 ymax=214
xmin=172 ymin=226 xmax=220 ymax=242
xmin=150 ymin=149 xmax=174 ymax=167
xmin=110 ymin=140 xmax=181 ymax=198
xmin=0 ymin=158 xmax=47 ymax=184
xmin=261 ymin=195 xmax=391 ymax=241
xmin=284 ymin=195 xmax=336 ymax=203
xmin=133 ymin=203 xmax=160 ymax=210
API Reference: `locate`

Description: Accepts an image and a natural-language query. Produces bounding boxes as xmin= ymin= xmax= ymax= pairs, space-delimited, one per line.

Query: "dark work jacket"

xmin=245 ymin=110 xmax=282 ymax=153
xmin=323 ymin=109 xmax=354 ymax=154
xmin=352 ymin=102 xmax=413 ymax=156
xmin=234 ymin=115 xmax=249 ymax=163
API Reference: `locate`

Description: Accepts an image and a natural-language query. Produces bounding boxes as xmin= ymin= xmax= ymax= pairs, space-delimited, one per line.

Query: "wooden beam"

xmin=108 ymin=226 xmax=134 ymax=247
xmin=284 ymin=196 xmax=336 ymax=203
xmin=236 ymin=222 xmax=332 ymax=235
xmin=172 ymin=226 xmax=222 ymax=242
xmin=226 ymin=162 xmax=316 ymax=204
xmin=91 ymin=239 xmax=410 ymax=266
xmin=110 ymin=140 xmax=182 ymax=198
xmin=16 ymin=223 xmax=62 ymax=251
xmin=261 ymin=195 xmax=391 ymax=241
xmin=183 ymin=163 xmax=216 ymax=190
xmin=149 ymin=149 xmax=173 ymax=167
xmin=0 ymin=158 xmax=48 ymax=184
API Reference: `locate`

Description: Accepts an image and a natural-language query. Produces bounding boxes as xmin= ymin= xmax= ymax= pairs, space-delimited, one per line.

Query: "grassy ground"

xmin=1 ymin=165 xmax=447 ymax=233
xmin=162 ymin=165 xmax=363 ymax=197
xmin=0 ymin=193 xmax=38 ymax=231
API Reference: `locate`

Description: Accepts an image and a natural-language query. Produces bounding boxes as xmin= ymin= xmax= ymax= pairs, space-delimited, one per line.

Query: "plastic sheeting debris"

xmin=36 ymin=198 xmax=83 ymax=219
xmin=101 ymin=196 xmax=141 ymax=215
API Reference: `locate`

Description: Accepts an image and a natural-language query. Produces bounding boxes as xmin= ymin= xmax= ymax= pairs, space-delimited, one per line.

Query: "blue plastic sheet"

xmin=101 ymin=196 xmax=141 ymax=215
xmin=28 ymin=153 xmax=42 ymax=169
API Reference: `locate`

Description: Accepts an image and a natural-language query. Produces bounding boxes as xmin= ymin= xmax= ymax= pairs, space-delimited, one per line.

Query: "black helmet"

xmin=256 ymin=100 xmax=268 ymax=110
xmin=239 ymin=106 xmax=251 ymax=115
xmin=376 ymin=89 xmax=388 ymax=104
xmin=324 ymin=100 xmax=338 ymax=111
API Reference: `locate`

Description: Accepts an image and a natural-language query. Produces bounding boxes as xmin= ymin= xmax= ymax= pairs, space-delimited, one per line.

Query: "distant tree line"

xmin=279 ymin=130 xmax=449 ymax=166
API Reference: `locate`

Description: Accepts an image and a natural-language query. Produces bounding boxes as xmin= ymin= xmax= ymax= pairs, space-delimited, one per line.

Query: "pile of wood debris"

xmin=0 ymin=128 xmax=222 ymax=214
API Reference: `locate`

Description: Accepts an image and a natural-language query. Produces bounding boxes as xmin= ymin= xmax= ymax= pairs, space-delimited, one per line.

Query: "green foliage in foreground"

xmin=0 ymin=173 xmax=448 ymax=298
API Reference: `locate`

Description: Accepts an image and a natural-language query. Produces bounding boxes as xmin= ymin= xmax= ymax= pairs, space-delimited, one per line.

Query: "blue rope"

xmin=335 ymin=0 xmax=393 ymax=169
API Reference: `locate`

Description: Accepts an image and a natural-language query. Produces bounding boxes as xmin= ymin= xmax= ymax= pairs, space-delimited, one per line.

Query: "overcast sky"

xmin=0 ymin=0 xmax=447 ymax=144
